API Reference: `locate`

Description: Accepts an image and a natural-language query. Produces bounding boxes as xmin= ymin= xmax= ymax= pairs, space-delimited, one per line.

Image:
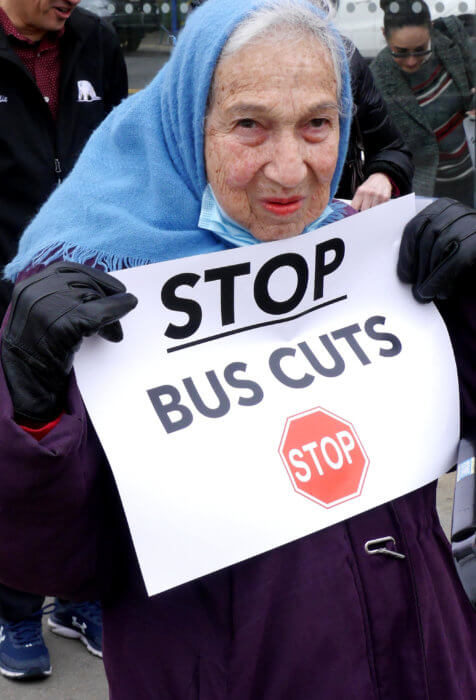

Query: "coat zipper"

xmin=54 ymin=158 xmax=62 ymax=184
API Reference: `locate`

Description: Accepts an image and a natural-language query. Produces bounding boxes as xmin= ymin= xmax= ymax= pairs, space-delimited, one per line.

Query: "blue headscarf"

xmin=5 ymin=0 xmax=353 ymax=281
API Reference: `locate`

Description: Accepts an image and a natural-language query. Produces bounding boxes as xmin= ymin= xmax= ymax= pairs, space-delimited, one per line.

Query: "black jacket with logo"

xmin=0 ymin=7 xmax=128 ymax=316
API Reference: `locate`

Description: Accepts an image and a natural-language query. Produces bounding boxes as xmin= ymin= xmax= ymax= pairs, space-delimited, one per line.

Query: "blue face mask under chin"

xmin=198 ymin=184 xmax=335 ymax=248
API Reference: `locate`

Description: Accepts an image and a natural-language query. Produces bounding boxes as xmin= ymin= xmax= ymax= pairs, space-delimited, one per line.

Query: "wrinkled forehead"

xmin=209 ymin=32 xmax=337 ymax=110
xmin=155 ymin=0 xmax=350 ymax=198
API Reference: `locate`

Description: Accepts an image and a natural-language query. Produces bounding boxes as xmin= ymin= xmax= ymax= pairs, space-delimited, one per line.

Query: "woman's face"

xmin=386 ymin=25 xmax=431 ymax=73
xmin=204 ymin=36 xmax=340 ymax=242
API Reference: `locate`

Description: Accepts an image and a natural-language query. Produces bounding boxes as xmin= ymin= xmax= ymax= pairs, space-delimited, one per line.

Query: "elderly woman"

xmin=0 ymin=0 xmax=475 ymax=697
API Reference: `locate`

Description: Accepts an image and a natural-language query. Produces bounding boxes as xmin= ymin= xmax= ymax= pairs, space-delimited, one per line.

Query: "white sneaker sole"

xmin=47 ymin=618 xmax=103 ymax=659
xmin=0 ymin=665 xmax=51 ymax=679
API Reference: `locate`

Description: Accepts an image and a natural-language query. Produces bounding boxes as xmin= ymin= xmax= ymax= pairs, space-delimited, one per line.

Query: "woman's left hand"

xmin=351 ymin=173 xmax=393 ymax=211
xmin=397 ymin=198 xmax=476 ymax=303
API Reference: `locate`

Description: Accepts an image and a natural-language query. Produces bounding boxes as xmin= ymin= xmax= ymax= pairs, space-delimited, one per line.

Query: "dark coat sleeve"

xmin=436 ymin=270 xmax=476 ymax=438
xmin=0 ymin=358 xmax=122 ymax=601
xmin=0 ymin=259 xmax=135 ymax=601
xmin=337 ymin=46 xmax=415 ymax=200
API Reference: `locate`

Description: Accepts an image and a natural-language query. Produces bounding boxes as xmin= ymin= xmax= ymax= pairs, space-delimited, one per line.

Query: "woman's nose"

xmin=263 ymin=133 xmax=307 ymax=188
xmin=404 ymin=56 xmax=419 ymax=68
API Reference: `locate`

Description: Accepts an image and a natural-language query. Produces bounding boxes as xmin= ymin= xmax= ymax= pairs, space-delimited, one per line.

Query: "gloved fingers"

xmin=98 ymin=321 xmax=124 ymax=342
xmin=414 ymin=197 xmax=460 ymax=220
xmin=7 ymin=263 xmax=127 ymax=336
xmin=52 ymin=262 xmax=127 ymax=295
xmin=46 ymin=293 xmax=137 ymax=372
xmin=414 ymin=222 xmax=441 ymax=291
xmin=397 ymin=212 xmax=430 ymax=284
xmin=416 ymin=232 xmax=476 ymax=301
xmin=70 ymin=292 xmax=138 ymax=342
xmin=397 ymin=198 xmax=470 ymax=288
xmin=413 ymin=240 xmax=460 ymax=302
xmin=2 ymin=265 xmax=136 ymax=424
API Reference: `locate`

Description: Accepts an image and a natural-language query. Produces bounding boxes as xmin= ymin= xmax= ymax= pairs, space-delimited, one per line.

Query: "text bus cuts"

xmin=147 ymin=236 xmax=402 ymax=434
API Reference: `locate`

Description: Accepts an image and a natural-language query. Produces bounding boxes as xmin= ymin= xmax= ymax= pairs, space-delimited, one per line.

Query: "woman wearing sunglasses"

xmin=371 ymin=0 xmax=475 ymax=206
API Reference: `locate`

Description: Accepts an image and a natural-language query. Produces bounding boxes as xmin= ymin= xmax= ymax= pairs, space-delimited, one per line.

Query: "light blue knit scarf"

xmin=5 ymin=0 xmax=353 ymax=282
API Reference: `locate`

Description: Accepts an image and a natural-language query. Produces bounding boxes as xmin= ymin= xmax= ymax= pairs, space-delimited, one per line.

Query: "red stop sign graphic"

xmin=278 ymin=407 xmax=369 ymax=508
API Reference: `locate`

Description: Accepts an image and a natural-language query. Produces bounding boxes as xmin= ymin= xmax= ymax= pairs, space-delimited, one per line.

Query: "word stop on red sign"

xmin=278 ymin=407 xmax=369 ymax=508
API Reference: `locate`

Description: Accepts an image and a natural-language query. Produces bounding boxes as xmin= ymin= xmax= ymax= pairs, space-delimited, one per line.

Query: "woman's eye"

xmin=237 ymin=118 xmax=257 ymax=129
xmin=308 ymin=118 xmax=328 ymax=128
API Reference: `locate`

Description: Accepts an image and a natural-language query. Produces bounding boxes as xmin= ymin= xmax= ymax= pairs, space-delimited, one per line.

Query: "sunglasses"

xmin=390 ymin=48 xmax=432 ymax=59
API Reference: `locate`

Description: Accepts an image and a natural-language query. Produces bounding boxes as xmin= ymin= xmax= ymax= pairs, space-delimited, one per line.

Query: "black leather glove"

xmin=397 ymin=198 xmax=476 ymax=303
xmin=1 ymin=262 xmax=138 ymax=424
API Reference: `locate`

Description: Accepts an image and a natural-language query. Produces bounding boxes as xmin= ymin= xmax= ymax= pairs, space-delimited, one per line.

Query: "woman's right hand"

xmin=1 ymin=262 xmax=138 ymax=424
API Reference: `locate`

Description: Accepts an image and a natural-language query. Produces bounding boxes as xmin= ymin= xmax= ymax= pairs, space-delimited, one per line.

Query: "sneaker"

xmin=47 ymin=600 xmax=102 ymax=658
xmin=0 ymin=610 xmax=51 ymax=679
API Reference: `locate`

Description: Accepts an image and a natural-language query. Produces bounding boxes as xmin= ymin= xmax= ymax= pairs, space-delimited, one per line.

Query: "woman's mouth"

xmin=260 ymin=197 xmax=305 ymax=216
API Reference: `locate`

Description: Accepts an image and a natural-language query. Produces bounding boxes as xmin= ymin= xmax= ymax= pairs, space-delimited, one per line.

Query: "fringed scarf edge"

xmin=5 ymin=200 xmax=353 ymax=283
xmin=5 ymin=242 xmax=153 ymax=281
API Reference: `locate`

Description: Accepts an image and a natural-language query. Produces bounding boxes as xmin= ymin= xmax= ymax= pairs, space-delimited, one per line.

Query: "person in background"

xmin=0 ymin=1 xmax=474 ymax=698
xmin=371 ymin=0 xmax=475 ymax=207
xmin=0 ymin=0 xmax=128 ymax=680
xmin=336 ymin=43 xmax=414 ymax=209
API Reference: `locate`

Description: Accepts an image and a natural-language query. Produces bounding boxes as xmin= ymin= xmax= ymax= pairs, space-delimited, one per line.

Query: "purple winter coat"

xmin=0 ymin=273 xmax=474 ymax=699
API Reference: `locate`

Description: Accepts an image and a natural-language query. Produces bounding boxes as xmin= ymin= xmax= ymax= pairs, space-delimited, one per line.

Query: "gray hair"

xmin=217 ymin=0 xmax=351 ymax=112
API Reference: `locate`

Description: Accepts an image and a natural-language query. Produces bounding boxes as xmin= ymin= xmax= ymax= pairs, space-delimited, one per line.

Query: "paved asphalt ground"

xmin=0 ymin=32 xmax=463 ymax=700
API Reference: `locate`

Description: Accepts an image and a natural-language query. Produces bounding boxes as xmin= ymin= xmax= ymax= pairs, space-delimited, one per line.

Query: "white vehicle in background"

xmin=328 ymin=0 xmax=474 ymax=60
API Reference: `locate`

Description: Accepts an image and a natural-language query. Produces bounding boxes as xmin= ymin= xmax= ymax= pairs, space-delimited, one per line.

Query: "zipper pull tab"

xmin=54 ymin=158 xmax=62 ymax=184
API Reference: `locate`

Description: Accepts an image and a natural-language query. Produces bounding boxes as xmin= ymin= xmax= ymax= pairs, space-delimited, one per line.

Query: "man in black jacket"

xmin=0 ymin=0 xmax=127 ymax=317
xmin=0 ymin=0 xmax=127 ymax=680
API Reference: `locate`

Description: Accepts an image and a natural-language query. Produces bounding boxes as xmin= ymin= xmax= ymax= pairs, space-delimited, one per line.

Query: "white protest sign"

xmin=74 ymin=195 xmax=460 ymax=596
